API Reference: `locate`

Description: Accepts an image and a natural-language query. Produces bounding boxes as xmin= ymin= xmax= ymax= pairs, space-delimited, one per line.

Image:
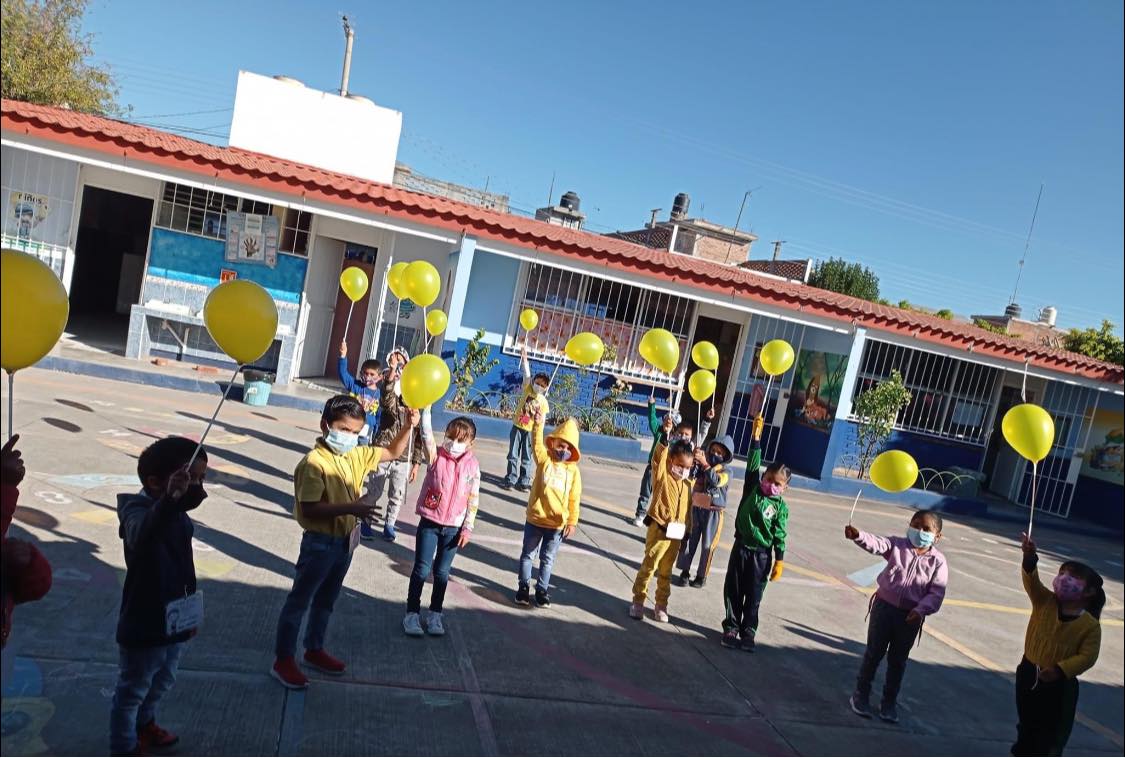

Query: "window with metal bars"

xmin=850 ymin=339 xmax=999 ymax=444
xmin=510 ymin=262 xmax=695 ymax=385
xmin=154 ymin=182 xmax=310 ymax=255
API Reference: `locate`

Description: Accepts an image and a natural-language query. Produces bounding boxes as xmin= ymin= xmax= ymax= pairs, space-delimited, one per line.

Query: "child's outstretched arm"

xmin=531 ymin=408 xmax=550 ymax=464
xmin=695 ymin=406 xmax=715 ymax=447
xmin=419 ymin=407 xmax=437 ymax=462
xmin=377 ymin=408 xmax=421 ymax=463
xmin=1019 ymin=532 xmax=1052 ymax=607
xmin=745 ymin=415 xmax=764 ymax=490
xmin=336 ymin=341 xmax=361 ymax=394
xmin=844 ymin=526 xmax=893 ymax=557
xmin=648 ymin=396 xmax=661 ymax=438
xmin=651 ymin=440 xmax=670 ymax=489
xmin=520 ymin=343 xmax=531 ymax=389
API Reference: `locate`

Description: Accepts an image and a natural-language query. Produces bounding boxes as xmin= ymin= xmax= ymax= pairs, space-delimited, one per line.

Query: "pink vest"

xmin=415 ymin=448 xmax=480 ymax=528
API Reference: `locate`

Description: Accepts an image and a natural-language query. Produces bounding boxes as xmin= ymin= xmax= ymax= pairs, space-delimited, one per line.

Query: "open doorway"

xmin=69 ymin=186 xmax=153 ymax=353
xmin=324 ymin=242 xmax=379 ymax=376
xmin=680 ymin=315 xmax=742 ymax=433
xmin=984 ymin=385 xmax=1035 ymax=499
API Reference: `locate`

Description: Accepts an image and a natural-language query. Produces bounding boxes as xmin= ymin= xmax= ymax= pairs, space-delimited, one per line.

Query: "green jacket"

xmin=734 ymin=440 xmax=788 ymax=559
xmin=646 ymin=402 xmax=667 ymax=464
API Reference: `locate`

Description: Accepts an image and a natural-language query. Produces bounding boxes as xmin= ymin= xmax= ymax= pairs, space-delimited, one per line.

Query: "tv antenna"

xmin=1009 ymin=183 xmax=1044 ymax=306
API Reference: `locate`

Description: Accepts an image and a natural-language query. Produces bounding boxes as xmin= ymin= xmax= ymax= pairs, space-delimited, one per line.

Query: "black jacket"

xmin=116 ymin=489 xmax=201 ymax=648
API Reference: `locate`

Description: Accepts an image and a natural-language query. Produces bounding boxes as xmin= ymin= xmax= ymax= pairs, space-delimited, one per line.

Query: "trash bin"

xmin=242 ymin=369 xmax=275 ymax=407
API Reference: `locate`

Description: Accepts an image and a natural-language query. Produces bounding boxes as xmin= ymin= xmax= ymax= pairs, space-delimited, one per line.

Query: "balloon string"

xmin=848 ymin=489 xmax=862 ymax=525
xmin=1021 ymin=360 xmax=1029 ymax=403
xmin=7 ymin=372 xmax=13 ymax=442
xmin=391 ymin=298 xmax=400 ymax=355
xmin=1027 ymin=461 xmax=1037 ymax=539
xmin=188 ymin=365 xmax=241 ymax=469
xmin=343 ymin=301 xmax=355 ymax=346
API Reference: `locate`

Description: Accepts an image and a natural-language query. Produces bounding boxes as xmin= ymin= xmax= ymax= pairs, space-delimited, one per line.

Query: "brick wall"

xmin=693 ymin=235 xmax=749 ymax=266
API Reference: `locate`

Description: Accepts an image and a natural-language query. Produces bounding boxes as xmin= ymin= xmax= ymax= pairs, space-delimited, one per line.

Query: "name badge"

xmin=165 ymin=592 xmax=203 ymax=636
xmin=665 ymin=521 xmax=686 ymax=540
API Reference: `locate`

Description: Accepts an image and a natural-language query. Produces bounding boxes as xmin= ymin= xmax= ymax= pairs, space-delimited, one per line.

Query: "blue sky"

xmin=82 ymin=1 xmax=1123 ymax=331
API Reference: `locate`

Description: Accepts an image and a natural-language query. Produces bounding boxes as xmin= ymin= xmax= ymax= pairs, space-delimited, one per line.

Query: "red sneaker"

xmin=303 ymin=648 xmax=346 ymax=675
xmin=271 ymin=656 xmax=309 ymax=689
xmin=137 ymin=720 xmax=178 ymax=750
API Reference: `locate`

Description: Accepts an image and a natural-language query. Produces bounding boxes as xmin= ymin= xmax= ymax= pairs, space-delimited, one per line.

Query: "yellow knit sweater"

xmin=1021 ymin=566 xmax=1101 ymax=679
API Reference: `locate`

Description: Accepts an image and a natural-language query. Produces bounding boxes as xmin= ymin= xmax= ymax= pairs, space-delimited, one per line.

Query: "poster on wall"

xmin=787 ymin=349 xmax=849 ymax=433
xmin=7 ymin=191 xmax=50 ymax=239
xmin=1081 ymin=409 xmax=1123 ymax=485
xmin=225 ymin=212 xmax=279 ymax=268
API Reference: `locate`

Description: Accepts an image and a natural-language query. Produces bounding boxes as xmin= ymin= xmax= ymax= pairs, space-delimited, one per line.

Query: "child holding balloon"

xmin=503 ymin=343 xmax=551 ymax=492
xmin=722 ymin=415 xmax=789 ymax=652
xmin=1012 ymin=532 xmax=1103 ymax=756
xmin=844 ymin=509 xmax=948 ymax=723
xmin=337 ymin=340 xmax=382 ymax=439
xmin=272 ymin=395 xmax=419 ymax=690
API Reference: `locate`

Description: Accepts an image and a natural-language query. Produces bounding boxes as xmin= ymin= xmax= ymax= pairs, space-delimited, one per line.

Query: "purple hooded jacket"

xmin=853 ymin=531 xmax=948 ymax=616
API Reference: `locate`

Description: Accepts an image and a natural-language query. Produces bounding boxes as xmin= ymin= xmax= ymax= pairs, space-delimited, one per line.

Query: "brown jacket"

xmin=373 ymin=377 xmax=425 ymax=463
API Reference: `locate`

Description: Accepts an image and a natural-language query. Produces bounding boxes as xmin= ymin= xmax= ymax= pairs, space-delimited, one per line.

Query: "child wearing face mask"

xmin=514 ymin=407 xmax=581 ymax=608
xmin=631 ymin=406 xmax=699 ymax=528
xmin=674 ymin=428 xmax=734 ymax=589
xmin=1013 ymin=532 xmax=1104 ymax=756
xmin=722 ymin=415 xmax=789 ymax=652
xmin=844 ymin=509 xmax=948 ymax=723
xmin=365 ymin=347 xmax=425 ymax=542
xmin=402 ymin=410 xmax=481 ymax=638
xmin=110 ymin=437 xmax=209 ymax=756
xmin=629 ymin=438 xmax=696 ymax=623
xmin=336 ymin=340 xmax=382 ymax=442
xmin=272 ymin=395 xmax=418 ymax=690
xmin=503 ymin=342 xmax=551 ymax=492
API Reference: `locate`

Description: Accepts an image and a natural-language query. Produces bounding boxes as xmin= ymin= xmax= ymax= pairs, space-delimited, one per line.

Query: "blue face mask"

xmin=906 ymin=526 xmax=935 ymax=549
xmin=325 ymin=428 xmax=359 ymax=456
xmin=554 ymin=447 xmax=572 ymax=462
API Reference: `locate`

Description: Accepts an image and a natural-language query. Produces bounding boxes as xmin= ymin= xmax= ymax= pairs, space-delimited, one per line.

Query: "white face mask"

xmin=443 ymin=439 xmax=468 ymax=456
xmin=670 ymin=465 xmax=691 ymax=480
xmin=325 ymin=428 xmax=359 ymax=456
xmin=393 ymin=379 xmax=402 ymax=397
xmin=533 ymin=385 xmax=547 ymax=396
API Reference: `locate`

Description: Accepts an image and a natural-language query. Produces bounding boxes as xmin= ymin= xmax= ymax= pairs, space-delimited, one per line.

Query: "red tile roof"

xmin=3 ymin=98 xmax=1120 ymax=385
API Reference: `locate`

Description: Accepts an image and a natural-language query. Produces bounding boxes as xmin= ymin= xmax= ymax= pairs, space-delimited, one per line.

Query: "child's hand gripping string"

xmin=843 ymin=524 xmax=860 ymax=540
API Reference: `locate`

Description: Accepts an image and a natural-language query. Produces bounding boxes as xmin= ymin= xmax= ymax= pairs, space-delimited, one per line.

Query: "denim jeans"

xmin=505 ymin=427 xmax=533 ymax=488
xmin=634 ymin=464 xmax=654 ymax=517
xmin=275 ymin=531 xmax=353 ymax=658
xmin=855 ymin=596 xmax=919 ymax=705
xmin=518 ymin=522 xmax=563 ymax=592
xmin=109 ymin=642 xmax=185 ymax=754
xmin=407 ymin=518 xmax=462 ymax=613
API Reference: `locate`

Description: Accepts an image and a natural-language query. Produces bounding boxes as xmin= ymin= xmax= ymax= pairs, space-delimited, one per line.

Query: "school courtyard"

xmin=1 ymin=368 xmax=1122 ymax=757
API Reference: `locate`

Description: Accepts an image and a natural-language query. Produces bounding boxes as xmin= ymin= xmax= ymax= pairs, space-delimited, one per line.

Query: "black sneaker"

xmin=500 ymin=480 xmax=514 ymax=491
xmin=878 ymin=701 xmax=899 ymax=723
xmin=517 ymin=483 xmax=531 ymax=493
xmin=534 ymin=588 xmax=551 ymax=608
xmin=849 ymin=692 xmax=873 ymax=719
xmin=514 ymin=585 xmax=531 ymax=606
xmin=740 ymin=632 xmax=756 ymax=652
xmin=672 ymin=572 xmax=689 ymax=587
xmin=721 ymin=630 xmax=740 ymax=648
xmin=689 ymin=576 xmax=706 ymax=588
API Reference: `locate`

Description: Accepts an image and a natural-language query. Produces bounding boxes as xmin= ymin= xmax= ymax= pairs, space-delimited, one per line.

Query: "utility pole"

xmin=339 ymin=16 xmax=355 ymax=97
xmin=646 ymin=208 xmax=662 ymax=247
xmin=770 ymin=240 xmax=786 ymax=275
xmin=1009 ymin=183 xmax=1044 ymax=307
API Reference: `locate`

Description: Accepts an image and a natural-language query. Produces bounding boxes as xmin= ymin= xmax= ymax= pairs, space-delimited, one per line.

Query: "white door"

xmin=297 ymin=237 xmax=345 ymax=377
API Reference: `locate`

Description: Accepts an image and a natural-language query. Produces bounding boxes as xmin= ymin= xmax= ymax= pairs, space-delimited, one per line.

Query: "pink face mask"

xmin=1052 ymin=573 xmax=1085 ymax=602
xmin=760 ymin=481 xmax=783 ymax=498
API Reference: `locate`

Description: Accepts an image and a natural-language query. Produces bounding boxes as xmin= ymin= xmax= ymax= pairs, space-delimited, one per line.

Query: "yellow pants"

xmin=632 ymin=521 xmax=681 ymax=606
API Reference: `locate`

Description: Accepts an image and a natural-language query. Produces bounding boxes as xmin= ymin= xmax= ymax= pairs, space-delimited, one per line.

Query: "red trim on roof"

xmin=3 ymin=98 xmax=1121 ymax=385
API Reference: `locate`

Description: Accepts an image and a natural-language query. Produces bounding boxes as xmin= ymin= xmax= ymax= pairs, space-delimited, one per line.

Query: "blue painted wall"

xmin=1070 ymin=475 xmax=1124 ymax=533
xmin=778 ymin=419 xmax=831 ymax=478
xmin=148 ymin=228 xmax=308 ymax=303
xmin=461 ymin=251 xmax=520 ymax=336
xmin=824 ymin=419 xmax=984 ymax=477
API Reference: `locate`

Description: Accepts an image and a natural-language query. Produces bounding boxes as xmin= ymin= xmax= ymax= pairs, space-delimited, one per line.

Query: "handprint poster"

xmin=225 ymin=211 xmax=279 ymax=268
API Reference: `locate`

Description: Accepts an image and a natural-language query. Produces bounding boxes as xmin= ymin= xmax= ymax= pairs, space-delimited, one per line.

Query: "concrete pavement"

xmin=1 ymin=367 xmax=1122 ymax=756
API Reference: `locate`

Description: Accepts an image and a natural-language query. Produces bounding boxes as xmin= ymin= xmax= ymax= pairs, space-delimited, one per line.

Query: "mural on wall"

xmin=225 ymin=212 xmax=279 ymax=268
xmin=1082 ymin=409 xmax=1123 ymax=485
xmin=787 ymin=349 xmax=849 ymax=433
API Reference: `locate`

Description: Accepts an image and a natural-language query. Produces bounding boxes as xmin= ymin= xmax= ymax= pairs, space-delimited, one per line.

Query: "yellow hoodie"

xmin=646 ymin=442 xmax=693 ymax=528
xmin=525 ymin=416 xmax=582 ymax=529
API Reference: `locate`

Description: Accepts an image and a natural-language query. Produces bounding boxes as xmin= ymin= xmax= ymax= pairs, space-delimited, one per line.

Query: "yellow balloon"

xmin=565 ymin=332 xmax=604 ymax=366
xmin=426 ymin=309 xmax=448 ymax=337
xmin=339 ymin=266 xmax=369 ymax=302
xmin=1 ymin=249 xmax=70 ymax=372
xmin=519 ymin=308 xmax=539 ymax=331
xmin=760 ymin=339 xmax=795 ymax=376
xmin=387 ymin=261 xmax=410 ymax=300
xmin=688 ymin=369 xmax=716 ymax=403
xmin=400 ymin=354 xmax=451 ymax=409
xmin=203 ymin=280 xmax=279 ymax=365
xmin=1002 ymin=403 xmax=1055 ymax=463
xmin=691 ymin=341 xmax=719 ymax=370
xmin=639 ymin=328 xmax=680 ymax=374
xmin=869 ymin=450 xmax=919 ymax=493
xmin=403 ymin=260 xmax=441 ymax=308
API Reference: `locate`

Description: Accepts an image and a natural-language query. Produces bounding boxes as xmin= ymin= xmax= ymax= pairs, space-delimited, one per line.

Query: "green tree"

xmin=897 ymin=299 xmax=913 ymax=311
xmin=973 ymin=318 xmax=1008 ymax=335
xmin=449 ymin=329 xmax=499 ymax=409
xmin=934 ymin=308 xmax=955 ymax=320
xmin=852 ymin=369 xmax=912 ymax=479
xmin=808 ymin=258 xmax=880 ymax=302
xmin=1 ymin=0 xmax=124 ymax=115
xmin=1063 ymin=320 xmax=1124 ymax=365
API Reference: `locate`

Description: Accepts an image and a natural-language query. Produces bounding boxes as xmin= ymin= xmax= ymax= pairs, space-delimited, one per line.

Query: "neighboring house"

xmin=972 ymin=303 xmax=1068 ymax=350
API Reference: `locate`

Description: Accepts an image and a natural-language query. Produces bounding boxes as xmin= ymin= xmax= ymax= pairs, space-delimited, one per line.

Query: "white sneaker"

xmin=426 ymin=612 xmax=446 ymax=636
xmin=653 ymin=605 xmax=670 ymax=623
xmin=402 ymin=612 xmax=424 ymax=637
xmin=632 ymin=515 xmax=646 ymax=527
xmin=628 ymin=603 xmax=645 ymax=620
